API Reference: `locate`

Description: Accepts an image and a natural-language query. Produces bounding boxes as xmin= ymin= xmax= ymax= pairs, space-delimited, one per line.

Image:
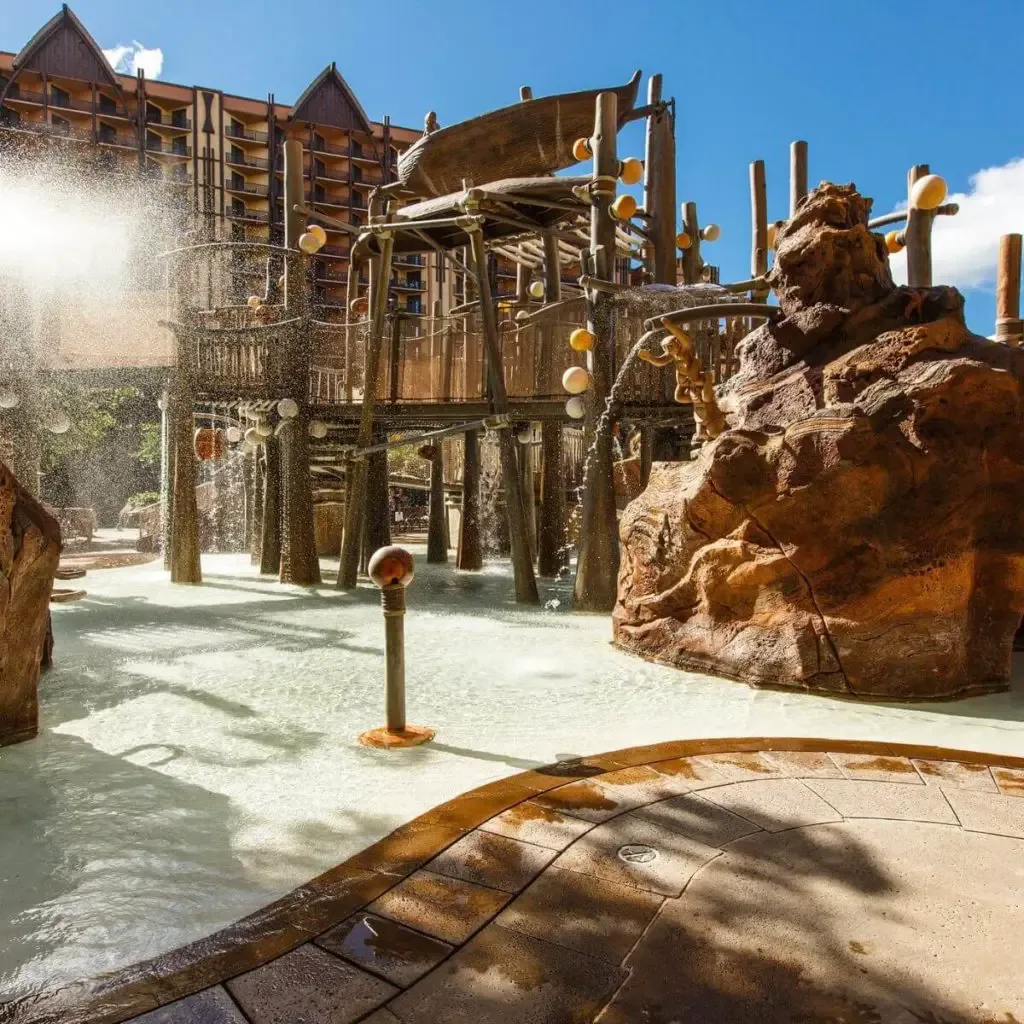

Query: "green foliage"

xmin=125 ymin=490 xmax=160 ymax=509
xmin=39 ymin=382 xmax=161 ymax=525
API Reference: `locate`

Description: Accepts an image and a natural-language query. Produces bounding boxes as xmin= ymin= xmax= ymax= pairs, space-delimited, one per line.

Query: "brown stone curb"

xmin=2 ymin=737 xmax=1022 ymax=1024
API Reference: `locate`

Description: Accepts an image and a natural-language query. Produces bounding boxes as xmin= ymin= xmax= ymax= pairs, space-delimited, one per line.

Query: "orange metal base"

xmin=358 ymin=725 xmax=436 ymax=749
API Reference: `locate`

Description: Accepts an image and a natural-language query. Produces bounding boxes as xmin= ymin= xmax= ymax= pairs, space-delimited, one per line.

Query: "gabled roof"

xmin=290 ymin=62 xmax=372 ymax=134
xmin=13 ymin=5 xmax=121 ymax=88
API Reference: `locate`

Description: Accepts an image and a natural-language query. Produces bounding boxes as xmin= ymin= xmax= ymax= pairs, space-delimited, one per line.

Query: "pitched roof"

xmin=13 ymin=5 xmax=121 ymax=88
xmin=290 ymin=62 xmax=372 ymax=134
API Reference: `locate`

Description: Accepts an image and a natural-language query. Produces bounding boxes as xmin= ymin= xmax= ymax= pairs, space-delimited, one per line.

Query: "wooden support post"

xmin=639 ymin=428 xmax=653 ymax=489
xmin=681 ymin=201 xmax=702 ymax=285
xmin=996 ymin=233 xmax=1023 ymax=345
xmin=427 ymin=446 xmax=447 ymax=563
xmin=537 ymin=232 xmax=567 ymax=577
xmin=789 ymin=140 xmax=808 ymax=217
xmin=643 ymin=73 xmax=676 ymax=284
xmin=168 ymin=349 xmax=201 ymax=584
xmin=457 ymin=427 xmax=483 ymax=570
xmin=279 ymin=138 xmax=321 ymax=584
xmin=905 ymin=164 xmax=934 ymax=288
xmin=574 ymin=91 xmax=621 ymax=613
xmin=517 ymin=431 xmax=537 ymax=562
xmin=259 ymin=433 xmax=281 ymax=574
xmin=361 ymin=439 xmax=391 ymax=574
xmin=750 ymin=159 xmax=769 ymax=301
xmin=344 ymin=258 xmax=358 ymax=403
xmin=249 ymin=445 xmax=264 ymax=565
xmin=467 ymin=225 xmax=539 ymax=604
xmin=441 ymin=313 xmax=454 ymax=400
xmin=159 ymin=384 xmax=173 ymax=569
xmin=339 ymin=195 xmax=395 ymax=589
xmin=388 ymin=312 xmax=401 ymax=402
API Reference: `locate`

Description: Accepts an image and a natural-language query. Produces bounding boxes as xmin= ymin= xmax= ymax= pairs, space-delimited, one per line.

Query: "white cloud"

xmin=102 ymin=41 xmax=164 ymax=79
xmin=886 ymin=157 xmax=1024 ymax=290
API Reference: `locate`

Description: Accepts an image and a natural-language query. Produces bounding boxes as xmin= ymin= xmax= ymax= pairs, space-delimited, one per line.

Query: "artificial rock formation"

xmin=614 ymin=183 xmax=1024 ymax=699
xmin=1 ymin=459 xmax=61 ymax=744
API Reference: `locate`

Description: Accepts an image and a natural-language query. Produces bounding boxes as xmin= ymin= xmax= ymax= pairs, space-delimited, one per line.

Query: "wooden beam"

xmin=750 ymin=159 xmax=769 ymax=301
xmin=574 ymin=91 xmax=621 ymax=612
xmin=905 ymin=164 xmax=934 ymax=288
xmin=643 ymin=74 xmax=676 ymax=284
xmin=339 ymin=194 xmax=395 ymax=589
xmin=996 ymin=233 xmax=1023 ymax=345
xmin=457 ymin=428 xmax=483 ymax=570
xmin=789 ymin=140 xmax=808 ymax=217
xmin=467 ymin=225 xmax=539 ymax=604
xmin=681 ymin=201 xmax=702 ymax=285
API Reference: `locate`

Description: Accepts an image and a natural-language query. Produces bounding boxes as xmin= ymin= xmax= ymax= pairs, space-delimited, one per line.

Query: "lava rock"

xmin=1 ymin=459 xmax=61 ymax=744
xmin=614 ymin=182 xmax=1024 ymax=699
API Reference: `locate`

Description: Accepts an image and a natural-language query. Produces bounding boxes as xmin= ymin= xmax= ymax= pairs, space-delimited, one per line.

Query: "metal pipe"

xmin=646 ymin=302 xmax=781 ymax=330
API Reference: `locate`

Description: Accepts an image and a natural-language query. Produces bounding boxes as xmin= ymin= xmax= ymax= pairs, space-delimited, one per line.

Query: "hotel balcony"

xmin=146 ymin=139 xmax=191 ymax=156
xmin=226 ymin=181 xmax=269 ymax=197
xmin=226 ymin=124 xmax=268 ymax=145
xmin=146 ymin=112 xmax=191 ymax=131
xmin=226 ymin=207 xmax=269 ymax=224
xmin=390 ymin=278 xmax=425 ymax=292
xmin=226 ymin=152 xmax=269 ymax=170
xmin=394 ymin=255 xmax=425 ymax=268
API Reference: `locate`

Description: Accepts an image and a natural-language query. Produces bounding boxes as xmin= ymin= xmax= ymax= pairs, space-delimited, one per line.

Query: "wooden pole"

xmin=339 ymin=194 xmax=395 ymax=588
xmin=361 ymin=438 xmax=391 ymax=574
xmin=905 ymin=164 xmax=934 ymax=288
xmin=996 ymin=234 xmax=1023 ymax=345
xmin=537 ymin=231 xmax=567 ymax=577
xmin=160 ymin=384 xmax=173 ymax=569
xmin=574 ymin=91 xmax=621 ymax=613
xmin=681 ymin=201 xmax=702 ymax=285
xmin=457 ymin=427 xmax=483 ymax=570
xmin=388 ymin=313 xmax=401 ymax=403
xmin=750 ymin=159 xmax=769 ymax=301
xmin=249 ymin=444 xmax=264 ymax=565
xmin=344 ymin=258 xmax=358 ymax=403
xmin=259 ymin=433 xmax=281 ymax=574
xmin=467 ymin=225 xmax=539 ymax=604
xmin=643 ymin=74 xmax=676 ymax=284
xmin=427 ymin=446 xmax=447 ymax=563
xmin=279 ymin=138 xmax=321 ymax=584
xmin=789 ymin=140 xmax=808 ymax=217
xmin=639 ymin=429 xmax=653 ymax=489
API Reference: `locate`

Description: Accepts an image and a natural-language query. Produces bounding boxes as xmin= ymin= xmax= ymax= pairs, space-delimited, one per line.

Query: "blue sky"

xmin=5 ymin=0 xmax=1022 ymax=333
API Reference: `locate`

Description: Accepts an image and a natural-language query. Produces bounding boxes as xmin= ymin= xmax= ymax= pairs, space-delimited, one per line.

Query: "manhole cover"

xmin=617 ymin=844 xmax=658 ymax=864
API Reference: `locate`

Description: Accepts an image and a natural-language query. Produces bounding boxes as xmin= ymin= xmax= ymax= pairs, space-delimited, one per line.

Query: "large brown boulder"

xmin=1 ymin=459 xmax=61 ymax=744
xmin=614 ymin=183 xmax=1024 ymax=699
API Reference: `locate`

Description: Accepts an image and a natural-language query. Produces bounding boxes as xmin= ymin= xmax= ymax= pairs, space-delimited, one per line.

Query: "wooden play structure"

xmin=155 ymin=71 xmax=976 ymax=613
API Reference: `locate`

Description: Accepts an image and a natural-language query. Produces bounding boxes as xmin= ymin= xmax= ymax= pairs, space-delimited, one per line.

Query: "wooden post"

xmin=750 ymin=159 xmax=769 ymax=301
xmin=259 ymin=433 xmax=281 ymax=574
xmin=574 ymin=91 xmax=621 ymax=612
xmin=249 ymin=444 xmax=264 ymax=565
xmin=643 ymin=74 xmax=676 ymax=284
xmin=639 ymin=429 xmax=653 ymax=489
xmin=361 ymin=439 xmax=391 ymax=574
xmin=440 ymin=312 xmax=454 ymax=400
xmin=457 ymin=427 xmax=483 ymax=570
xmin=996 ymin=234 xmax=1023 ymax=345
xmin=466 ymin=225 xmax=539 ymax=604
xmin=681 ymin=201 xmax=702 ymax=285
xmin=388 ymin=312 xmax=401 ymax=402
xmin=344 ymin=257 xmax=358 ymax=403
xmin=537 ymin=231 xmax=567 ymax=577
xmin=427 ymin=446 xmax=447 ymax=563
xmin=159 ymin=384 xmax=173 ymax=569
xmin=339 ymin=194 xmax=395 ymax=589
xmin=789 ymin=140 xmax=808 ymax=217
xmin=905 ymin=164 xmax=934 ymax=288
xmin=279 ymin=138 xmax=321 ymax=584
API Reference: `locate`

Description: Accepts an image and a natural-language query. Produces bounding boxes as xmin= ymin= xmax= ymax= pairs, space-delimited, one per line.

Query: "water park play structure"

xmin=2 ymin=43 xmax=1024 ymax=1024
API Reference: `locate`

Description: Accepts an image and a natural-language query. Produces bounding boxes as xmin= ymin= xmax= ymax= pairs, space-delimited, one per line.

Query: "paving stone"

xmin=804 ymin=779 xmax=957 ymax=823
xmin=629 ymin=792 xmax=761 ymax=847
xmin=496 ymin=864 xmax=663 ymax=965
xmin=226 ymin=943 xmax=397 ymax=1024
xmin=700 ymin=779 xmax=843 ymax=833
xmin=127 ymin=987 xmax=246 ymax=1024
xmin=367 ymin=869 xmax=511 ymax=945
xmin=531 ymin=770 xmax=680 ymax=824
xmin=761 ymin=750 xmax=843 ymax=777
xmin=912 ymin=758 xmax=999 ymax=792
xmin=479 ymin=799 xmax=595 ymax=850
xmin=691 ymin=751 xmax=786 ymax=780
xmin=316 ymin=911 xmax=453 ymax=988
xmin=358 ymin=1011 xmax=405 ymax=1024
xmin=425 ymin=830 xmax=557 ymax=894
xmin=647 ymin=756 xmax=732 ymax=789
xmin=943 ymin=789 xmax=1024 ymax=839
xmin=388 ymin=923 xmax=626 ymax=1024
xmin=828 ymin=753 xmax=923 ymax=783
xmin=992 ymin=766 xmax=1024 ymax=798
xmin=555 ymin=813 xmax=721 ymax=897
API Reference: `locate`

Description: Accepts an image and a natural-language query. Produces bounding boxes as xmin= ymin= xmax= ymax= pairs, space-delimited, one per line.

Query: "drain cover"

xmin=617 ymin=844 xmax=658 ymax=864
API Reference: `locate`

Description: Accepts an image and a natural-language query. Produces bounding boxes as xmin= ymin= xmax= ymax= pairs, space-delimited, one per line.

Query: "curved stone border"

xmin=3 ymin=738 xmax=1023 ymax=1024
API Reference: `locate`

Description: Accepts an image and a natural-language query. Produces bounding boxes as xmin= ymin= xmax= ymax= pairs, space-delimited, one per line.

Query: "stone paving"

xmin=10 ymin=740 xmax=1022 ymax=1024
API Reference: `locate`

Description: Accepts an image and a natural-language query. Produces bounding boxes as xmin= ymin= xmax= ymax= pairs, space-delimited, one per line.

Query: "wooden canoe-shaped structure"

xmin=394 ymin=71 xmax=642 ymax=198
